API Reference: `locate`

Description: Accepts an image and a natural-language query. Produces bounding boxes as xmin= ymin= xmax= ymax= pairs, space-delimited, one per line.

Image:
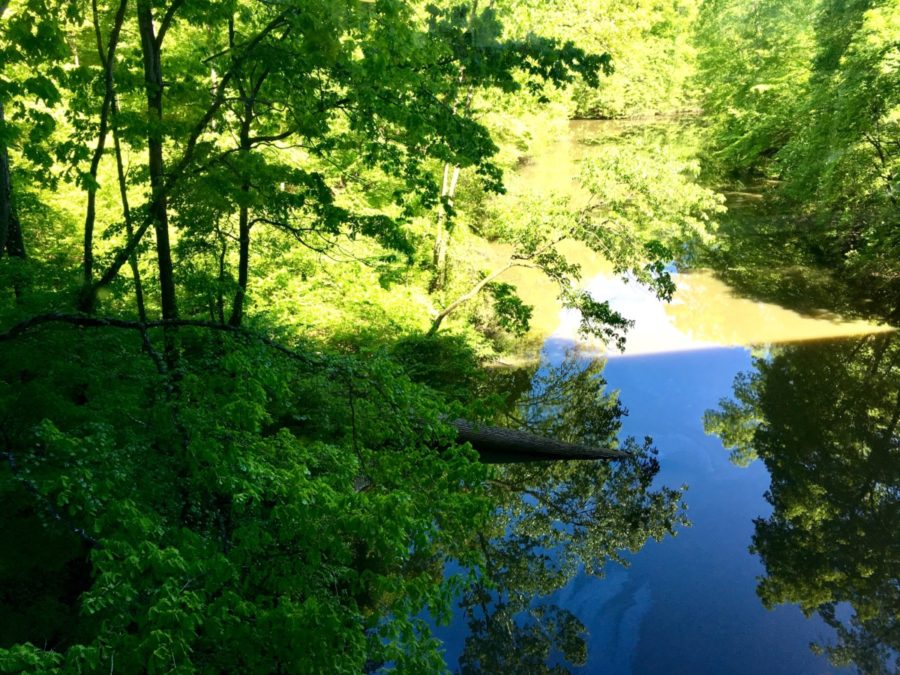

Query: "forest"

xmin=0 ymin=0 xmax=897 ymax=672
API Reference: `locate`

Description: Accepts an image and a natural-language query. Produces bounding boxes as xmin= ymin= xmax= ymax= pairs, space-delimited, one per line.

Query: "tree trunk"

xmin=111 ymin=94 xmax=147 ymax=323
xmin=215 ymin=225 xmax=227 ymax=323
xmin=137 ymin=0 xmax=177 ymax=323
xmin=0 ymin=101 xmax=27 ymax=302
xmin=429 ymin=14 xmax=475 ymax=294
xmin=450 ymin=418 xmax=629 ymax=462
xmin=4 ymin=207 xmax=25 ymax=259
xmin=430 ymin=216 xmax=449 ymax=292
xmin=83 ymin=0 xmax=128 ymax=292
xmin=430 ymin=163 xmax=462 ymax=293
xmin=0 ymin=100 xmax=12 ymax=256
xmin=228 ymin=56 xmax=269 ymax=328
xmin=228 ymin=104 xmax=253 ymax=327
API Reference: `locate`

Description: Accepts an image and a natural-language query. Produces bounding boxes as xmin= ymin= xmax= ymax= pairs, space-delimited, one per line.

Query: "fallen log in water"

xmin=450 ymin=418 xmax=630 ymax=463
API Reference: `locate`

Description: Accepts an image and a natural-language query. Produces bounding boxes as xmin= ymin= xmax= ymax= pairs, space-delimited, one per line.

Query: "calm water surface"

xmin=434 ymin=122 xmax=898 ymax=674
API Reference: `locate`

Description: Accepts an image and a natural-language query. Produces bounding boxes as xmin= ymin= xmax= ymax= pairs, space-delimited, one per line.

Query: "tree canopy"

xmin=0 ymin=0 xmax=712 ymax=671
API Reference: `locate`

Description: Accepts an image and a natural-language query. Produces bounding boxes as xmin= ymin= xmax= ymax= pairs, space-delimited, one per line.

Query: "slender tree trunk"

xmin=4 ymin=207 xmax=25 ymax=259
xmin=0 ymin=101 xmax=12 ymax=256
xmin=229 ymin=199 xmax=250 ymax=326
xmin=1 ymin=100 xmax=27 ymax=302
xmin=83 ymin=0 xmax=128 ymax=291
xmin=228 ymin=107 xmax=252 ymax=327
xmin=111 ymin=99 xmax=147 ymax=323
xmin=0 ymin=0 xmax=9 ymax=253
xmin=883 ymin=386 xmax=900 ymax=445
xmin=228 ymin=56 xmax=269 ymax=328
xmin=0 ymin=5 xmax=24 ymax=283
xmin=429 ymin=0 xmax=483 ymax=293
xmin=137 ymin=0 xmax=177 ymax=324
xmin=430 ymin=163 xmax=455 ymax=293
xmin=434 ymin=164 xmax=463 ymax=285
xmin=429 ymin=98 xmax=472 ymax=292
xmin=431 ymin=229 xmax=449 ymax=291
xmin=215 ymin=226 xmax=227 ymax=323
xmin=866 ymin=333 xmax=891 ymax=379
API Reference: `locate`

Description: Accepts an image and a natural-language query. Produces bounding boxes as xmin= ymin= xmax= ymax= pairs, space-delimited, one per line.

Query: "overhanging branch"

xmin=0 ymin=313 xmax=318 ymax=367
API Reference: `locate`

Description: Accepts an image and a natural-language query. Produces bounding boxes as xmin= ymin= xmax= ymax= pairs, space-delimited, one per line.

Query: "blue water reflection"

xmin=595 ymin=346 xmax=838 ymax=674
xmin=436 ymin=342 xmax=844 ymax=673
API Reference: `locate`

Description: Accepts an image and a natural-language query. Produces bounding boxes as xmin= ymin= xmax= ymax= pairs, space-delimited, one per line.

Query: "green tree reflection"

xmin=706 ymin=333 xmax=900 ymax=673
xmin=456 ymin=350 xmax=688 ymax=673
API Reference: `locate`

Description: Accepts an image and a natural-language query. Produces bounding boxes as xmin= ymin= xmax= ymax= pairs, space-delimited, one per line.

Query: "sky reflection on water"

xmin=550 ymin=270 xmax=891 ymax=359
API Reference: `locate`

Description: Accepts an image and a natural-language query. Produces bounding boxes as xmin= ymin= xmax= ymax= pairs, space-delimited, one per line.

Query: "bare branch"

xmin=0 ymin=313 xmax=319 ymax=368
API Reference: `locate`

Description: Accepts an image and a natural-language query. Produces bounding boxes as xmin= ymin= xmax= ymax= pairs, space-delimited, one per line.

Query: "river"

xmin=433 ymin=121 xmax=898 ymax=674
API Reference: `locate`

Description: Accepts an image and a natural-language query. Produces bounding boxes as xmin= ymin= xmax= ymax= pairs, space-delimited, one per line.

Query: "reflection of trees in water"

xmin=693 ymin=189 xmax=886 ymax=323
xmin=457 ymin=350 xmax=688 ymax=673
xmin=706 ymin=333 xmax=900 ymax=673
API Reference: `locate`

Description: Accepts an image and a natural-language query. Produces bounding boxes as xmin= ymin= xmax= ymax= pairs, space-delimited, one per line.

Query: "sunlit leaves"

xmin=696 ymin=0 xmax=900 ymax=311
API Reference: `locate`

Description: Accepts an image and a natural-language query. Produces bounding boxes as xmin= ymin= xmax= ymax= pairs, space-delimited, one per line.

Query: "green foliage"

xmin=0 ymin=0 xmax=706 ymax=670
xmin=485 ymin=281 xmax=532 ymax=336
xmin=0 ymin=0 xmax=68 ymax=175
xmin=0 ymin=325 xmax=490 ymax=672
xmin=695 ymin=0 xmax=816 ymax=175
xmin=506 ymin=0 xmax=701 ymax=119
xmin=695 ymin=0 xmax=900 ymax=316
xmin=704 ymin=371 xmax=764 ymax=467
xmin=579 ymin=134 xmax=723 ymax=282
xmin=390 ymin=332 xmax=486 ymax=402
